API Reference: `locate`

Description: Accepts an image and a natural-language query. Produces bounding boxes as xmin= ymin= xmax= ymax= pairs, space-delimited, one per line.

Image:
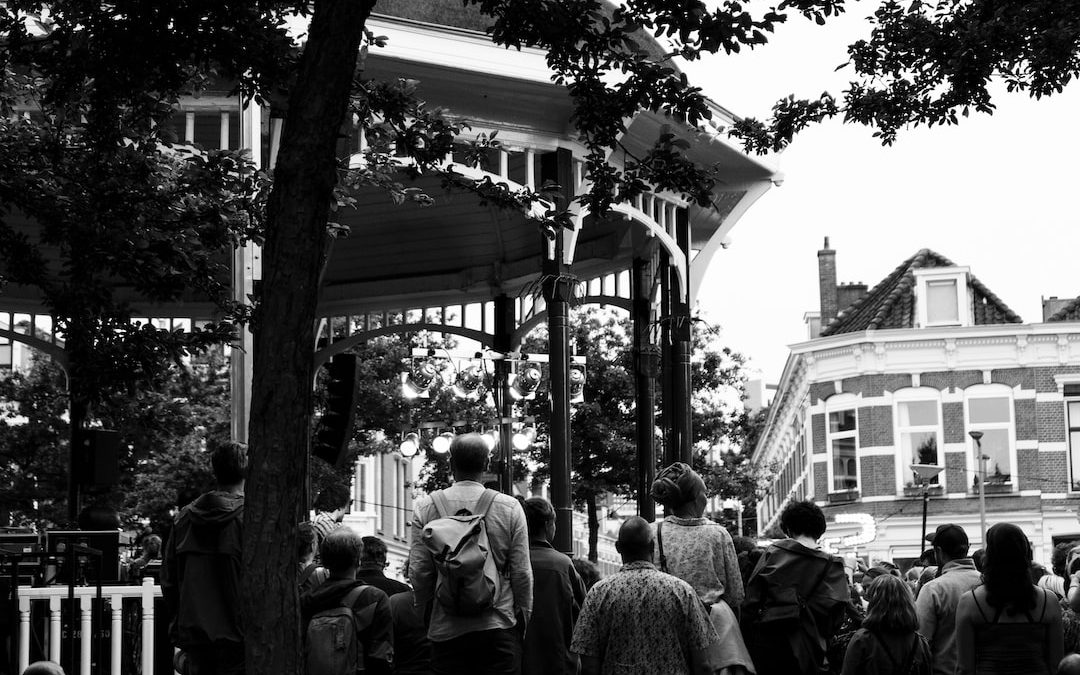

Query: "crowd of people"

xmin=19 ymin=435 xmax=1080 ymax=675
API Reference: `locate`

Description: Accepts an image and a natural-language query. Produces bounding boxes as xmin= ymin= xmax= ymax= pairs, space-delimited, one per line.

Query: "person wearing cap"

xmin=915 ymin=523 xmax=982 ymax=675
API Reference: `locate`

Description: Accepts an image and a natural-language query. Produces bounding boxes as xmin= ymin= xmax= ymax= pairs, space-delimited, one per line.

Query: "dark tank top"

xmin=972 ymin=589 xmax=1050 ymax=675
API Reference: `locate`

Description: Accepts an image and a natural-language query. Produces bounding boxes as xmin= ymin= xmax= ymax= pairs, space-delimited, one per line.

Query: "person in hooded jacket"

xmin=301 ymin=527 xmax=394 ymax=675
xmin=161 ymin=442 xmax=247 ymax=675
xmin=742 ymin=499 xmax=851 ymax=675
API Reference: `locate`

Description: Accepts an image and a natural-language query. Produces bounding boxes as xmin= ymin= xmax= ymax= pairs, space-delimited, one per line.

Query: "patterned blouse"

xmin=656 ymin=515 xmax=745 ymax=607
xmin=570 ymin=560 xmax=715 ymax=675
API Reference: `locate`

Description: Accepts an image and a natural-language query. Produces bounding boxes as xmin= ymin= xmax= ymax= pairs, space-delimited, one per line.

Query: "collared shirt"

xmin=915 ymin=557 xmax=983 ymax=675
xmin=408 ymin=480 xmax=533 ymax=642
xmin=570 ymin=560 xmax=715 ymax=675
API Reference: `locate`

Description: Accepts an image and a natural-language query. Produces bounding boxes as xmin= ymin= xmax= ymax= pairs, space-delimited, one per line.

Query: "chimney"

xmin=818 ymin=237 xmax=839 ymax=326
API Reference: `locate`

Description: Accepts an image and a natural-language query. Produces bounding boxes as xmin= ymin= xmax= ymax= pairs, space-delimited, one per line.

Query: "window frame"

xmin=1067 ymin=398 xmax=1080 ymax=493
xmin=825 ymin=394 xmax=860 ymax=495
xmin=964 ymin=384 xmax=1017 ymax=493
xmin=893 ymin=388 xmax=945 ymax=494
xmin=914 ymin=267 xmax=971 ymax=328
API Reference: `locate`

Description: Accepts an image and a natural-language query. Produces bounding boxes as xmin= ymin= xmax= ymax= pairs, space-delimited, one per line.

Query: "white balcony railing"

xmin=15 ymin=577 xmax=162 ymax=675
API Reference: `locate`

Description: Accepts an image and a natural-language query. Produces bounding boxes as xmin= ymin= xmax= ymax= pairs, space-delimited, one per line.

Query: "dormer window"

xmin=915 ymin=267 xmax=971 ymax=328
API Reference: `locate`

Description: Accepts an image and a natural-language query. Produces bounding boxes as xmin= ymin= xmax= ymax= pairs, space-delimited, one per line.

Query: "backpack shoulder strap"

xmin=657 ymin=521 xmax=668 ymax=574
xmin=340 ymin=584 xmax=367 ymax=610
xmin=474 ymin=488 xmax=498 ymax=518
xmin=430 ymin=490 xmax=450 ymax=519
xmin=299 ymin=562 xmax=319 ymax=586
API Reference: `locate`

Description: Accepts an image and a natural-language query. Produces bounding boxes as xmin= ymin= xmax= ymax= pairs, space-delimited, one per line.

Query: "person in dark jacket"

xmin=359 ymin=536 xmax=411 ymax=597
xmin=522 ymin=497 xmax=586 ymax=675
xmin=161 ymin=442 xmax=247 ymax=675
xmin=301 ymin=527 xmax=394 ymax=675
xmin=389 ymin=559 xmax=432 ymax=675
xmin=743 ymin=499 xmax=851 ymax=675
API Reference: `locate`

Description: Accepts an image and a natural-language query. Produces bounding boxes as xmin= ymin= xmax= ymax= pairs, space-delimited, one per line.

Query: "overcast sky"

xmin=680 ymin=7 xmax=1080 ymax=386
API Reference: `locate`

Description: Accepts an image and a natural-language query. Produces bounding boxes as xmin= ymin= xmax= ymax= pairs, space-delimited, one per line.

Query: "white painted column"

xmin=141 ymin=578 xmax=156 ymax=672
xmin=18 ymin=597 xmax=31 ymax=672
xmin=525 ymin=149 xmax=535 ymax=189
xmin=219 ymin=111 xmax=230 ymax=150
xmin=231 ymin=98 xmax=262 ymax=443
xmin=184 ymin=112 xmax=195 ymax=144
xmin=48 ymin=596 xmax=61 ymax=663
xmin=79 ymin=595 xmax=92 ymax=675
xmin=110 ymin=594 xmax=123 ymax=675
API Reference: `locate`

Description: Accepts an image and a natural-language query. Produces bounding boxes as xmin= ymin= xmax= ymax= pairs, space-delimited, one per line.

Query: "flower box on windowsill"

xmin=827 ymin=490 xmax=859 ymax=504
xmin=903 ymin=484 xmax=944 ymax=498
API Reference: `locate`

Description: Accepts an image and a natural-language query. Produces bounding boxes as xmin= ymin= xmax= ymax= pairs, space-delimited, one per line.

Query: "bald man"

xmin=1059 ymin=654 xmax=1080 ymax=675
xmin=570 ymin=517 xmax=716 ymax=675
xmin=22 ymin=662 xmax=65 ymax=675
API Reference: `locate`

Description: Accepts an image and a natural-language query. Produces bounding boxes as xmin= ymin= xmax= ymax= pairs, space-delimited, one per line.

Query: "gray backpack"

xmin=420 ymin=489 xmax=501 ymax=616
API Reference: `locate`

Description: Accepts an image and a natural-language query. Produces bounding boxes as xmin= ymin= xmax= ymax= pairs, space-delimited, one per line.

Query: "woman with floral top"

xmin=651 ymin=461 xmax=753 ymax=675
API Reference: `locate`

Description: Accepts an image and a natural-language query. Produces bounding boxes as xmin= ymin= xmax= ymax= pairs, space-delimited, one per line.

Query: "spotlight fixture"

xmin=568 ymin=364 xmax=586 ymax=404
xmin=511 ymin=425 xmax=536 ymax=451
xmin=482 ymin=430 xmax=498 ymax=452
xmin=452 ymin=365 xmax=485 ymax=399
xmin=399 ymin=432 xmax=420 ymax=458
xmin=431 ymin=431 xmax=455 ymax=454
xmin=509 ymin=365 xmax=542 ymax=401
xmin=401 ymin=360 xmax=439 ymax=399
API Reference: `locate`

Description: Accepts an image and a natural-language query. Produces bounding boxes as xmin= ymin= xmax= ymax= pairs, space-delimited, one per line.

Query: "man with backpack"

xmin=409 ymin=433 xmax=533 ymax=675
xmin=301 ymin=528 xmax=394 ymax=675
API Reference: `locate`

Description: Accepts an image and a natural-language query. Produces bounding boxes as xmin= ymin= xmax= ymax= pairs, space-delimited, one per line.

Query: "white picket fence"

xmin=14 ymin=577 xmax=162 ymax=675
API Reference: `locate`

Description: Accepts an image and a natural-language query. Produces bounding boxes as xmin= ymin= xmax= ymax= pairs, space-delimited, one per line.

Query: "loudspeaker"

xmin=312 ymin=354 xmax=360 ymax=468
xmin=76 ymin=429 xmax=120 ymax=488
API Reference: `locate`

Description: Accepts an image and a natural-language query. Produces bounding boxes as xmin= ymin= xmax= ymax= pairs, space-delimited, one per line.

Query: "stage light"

xmin=399 ymin=432 xmax=420 ymax=458
xmin=569 ymin=364 xmax=586 ymax=404
xmin=482 ymin=430 xmax=498 ymax=452
xmin=432 ymin=432 xmax=454 ymax=454
xmin=509 ymin=365 xmax=542 ymax=400
xmin=401 ymin=360 xmax=438 ymax=399
xmin=511 ymin=425 xmax=536 ymax=451
xmin=453 ymin=365 xmax=485 ymax=398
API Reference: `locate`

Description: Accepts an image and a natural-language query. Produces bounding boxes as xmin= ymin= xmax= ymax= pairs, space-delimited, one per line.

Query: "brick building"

xmin=751 ymin=239 xmax=1080 ymax=565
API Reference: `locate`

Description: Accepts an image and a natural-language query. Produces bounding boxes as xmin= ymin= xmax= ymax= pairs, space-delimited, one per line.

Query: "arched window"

xmin=893 ymin=388 xmax=944 ymax=492
xmin=965 ymin=384 xmax=1016 ymax=492
xmin=825 ymin=394 xmax=860 ymax=493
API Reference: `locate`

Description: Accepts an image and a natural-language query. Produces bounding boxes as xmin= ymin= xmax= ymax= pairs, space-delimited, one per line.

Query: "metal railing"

xmin=15 ymin=577 xmax=162 ymax=675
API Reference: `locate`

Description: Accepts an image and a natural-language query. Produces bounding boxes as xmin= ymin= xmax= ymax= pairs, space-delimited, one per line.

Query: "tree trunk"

xmin=242 ymin=1 xmax=375 ymax=673
xmin=586 ymin=493 xmax=599 ymax=563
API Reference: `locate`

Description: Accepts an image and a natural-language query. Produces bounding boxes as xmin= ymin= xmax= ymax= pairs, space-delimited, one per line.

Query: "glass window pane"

xmin=899 ymin=400 xmax=938 ymax=427
xmin=903 ymin=431 xmax=940 ymax=485
xmin=832 ymin=437 xmax=857 ymax=490
xmin=1071 ymin=430 xmax=1080 ymax=490
xmin=830 ymin=409 xmax=857 ymax=433
xmin=969 ymin=397 xmax=1011 ymax=424
xmin=1069 ymin=401 xmax=1080 ymax=428
xmin=977 ymin=428 xmax=1011 ymax=483
xmin=926 ymin=279 xmax=959 ymax=323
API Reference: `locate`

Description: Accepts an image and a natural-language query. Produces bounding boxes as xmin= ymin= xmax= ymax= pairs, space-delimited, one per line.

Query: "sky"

xmin=680 ymin=7 xmax=1080 ymax=386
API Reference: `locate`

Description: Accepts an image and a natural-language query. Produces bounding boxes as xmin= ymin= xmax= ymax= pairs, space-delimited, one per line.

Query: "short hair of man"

xmin=780 ymin=499 xmax=827 ymax=540
xmin=314 ymin=483 xmax=351 ymax=512
xmin=320 ymin=527 xmax=364 ymax=575
xmin=297 ymin=522 xmax=317 ymax=560
xmin=211 ymin=442 xmax=248 ymax=486
xmin=448 ymin=433 xmax=489 ymax=475
xmin=361 ymin=536 xmax=388 ymax=565
xmin=22 ymin=661 xmax=65 ymax=675
xmin=523 ymin=497 xmax=556 ymax=539
xmin=615 ymin=516 xmax=654 ymax=560
xmin=1058 ymin=653 xmax=1080 ymax=675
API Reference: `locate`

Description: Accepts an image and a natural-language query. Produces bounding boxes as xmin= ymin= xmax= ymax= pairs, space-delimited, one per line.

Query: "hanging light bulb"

xmin=401 ymin=360 xmax=438 ymax=399
xmin=399 ymin=432 xmax=420 ymax=458
xmin=509 ymin=365 xmax=542 ymax=400
xmin=453 ymin=365 xmax=485 ymax=398
xmin=432 ymin=431 xmax=455 ymax=454
xmin=568 ymin=364 xmax=586 ymax=404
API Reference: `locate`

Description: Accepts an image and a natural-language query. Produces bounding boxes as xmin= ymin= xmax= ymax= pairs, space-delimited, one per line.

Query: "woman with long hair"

xmin=840 ymin=575 xmax=931 ymax=675
xmin=955 ymin=522 xmax=1063 ymax=674
xmin=650 ymin=461 xmax=753 ymax=675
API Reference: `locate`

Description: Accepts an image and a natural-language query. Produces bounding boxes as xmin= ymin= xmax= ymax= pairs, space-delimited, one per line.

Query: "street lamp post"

xmin=912 ymin=463 xmax=945 ymax=555
xmin=969 ymin=430 xmax=987 ymax=545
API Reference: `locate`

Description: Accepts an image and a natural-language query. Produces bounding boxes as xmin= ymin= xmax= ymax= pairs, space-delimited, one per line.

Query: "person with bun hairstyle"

xmin=650 ymin=462 xmax=752 ymax=675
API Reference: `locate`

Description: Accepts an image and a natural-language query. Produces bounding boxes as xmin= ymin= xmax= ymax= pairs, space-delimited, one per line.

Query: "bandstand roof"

xmin=1 ymin=8 xmax=779 ymax=341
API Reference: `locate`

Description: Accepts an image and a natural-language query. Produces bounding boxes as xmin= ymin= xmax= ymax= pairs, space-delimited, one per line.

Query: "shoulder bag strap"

xmin=898 ymin=633 xmax=918 ymax=675
xmin=474 ymin=488 xmax=498 ymax=518
xmin=657 ymin=521 xmax=668 ymax=573
xmin=430 ymin=490 xmax=449 ymax=519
